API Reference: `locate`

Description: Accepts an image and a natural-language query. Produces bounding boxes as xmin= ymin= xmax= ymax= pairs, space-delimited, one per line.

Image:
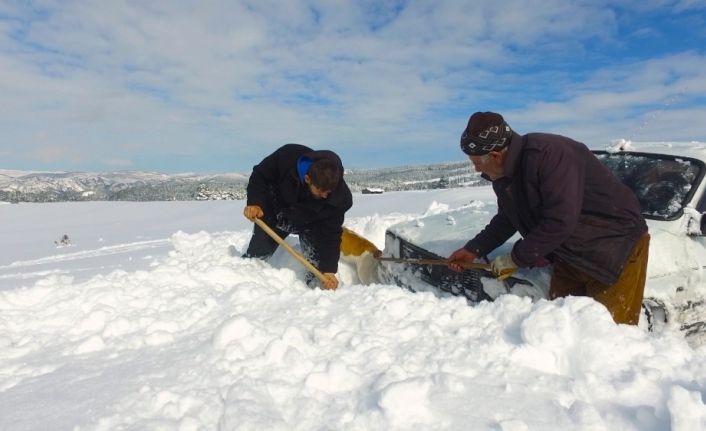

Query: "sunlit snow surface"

xmin=1 ymin=189 xmax=705 ymax=430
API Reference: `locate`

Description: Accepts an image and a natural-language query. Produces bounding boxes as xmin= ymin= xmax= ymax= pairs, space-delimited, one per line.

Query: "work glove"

xmin=490 ymin=253 xmax=517 ymax=280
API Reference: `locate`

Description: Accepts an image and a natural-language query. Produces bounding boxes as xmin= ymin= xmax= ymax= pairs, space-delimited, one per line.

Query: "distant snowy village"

xmin=0 ymin=161 xmax=485 ymax=203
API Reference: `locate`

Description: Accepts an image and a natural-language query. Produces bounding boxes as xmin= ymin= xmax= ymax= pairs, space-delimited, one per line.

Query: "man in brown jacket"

xmin=447 ymin=112 xmax=649 ymax=325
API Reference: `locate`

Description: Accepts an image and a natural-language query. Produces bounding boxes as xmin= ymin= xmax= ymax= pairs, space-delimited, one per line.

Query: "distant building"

xmin=361 ymin=187 xmax=384 ymax=194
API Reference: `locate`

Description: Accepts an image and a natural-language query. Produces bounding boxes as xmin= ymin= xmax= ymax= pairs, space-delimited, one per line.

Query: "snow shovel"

xmin=375 ymin=256 xmax=516 ymax=284
xmin=375 ymin=256 xmax=492 ymax=271
xmin=252 ymin=218 xmax=331 ymax=287
xmin=338 ymin=228 xmax=501 ymax=281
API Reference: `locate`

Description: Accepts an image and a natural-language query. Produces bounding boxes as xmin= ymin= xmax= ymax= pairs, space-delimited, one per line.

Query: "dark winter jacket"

xmin=246 ymin=144 xmax=353 ymax=273
xmin=465 ymin=133 xmax=647 ymax=285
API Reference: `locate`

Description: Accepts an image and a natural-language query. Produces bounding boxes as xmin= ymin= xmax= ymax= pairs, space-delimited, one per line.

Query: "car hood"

xmin=385 ymin=199 xmax=700 ymax=289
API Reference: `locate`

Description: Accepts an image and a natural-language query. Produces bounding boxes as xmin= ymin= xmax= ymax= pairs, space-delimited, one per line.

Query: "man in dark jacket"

xmin=447 ymin=112 xmax=650 ymax=325
xmin=243 ymin=144 xmax=353 ymax=290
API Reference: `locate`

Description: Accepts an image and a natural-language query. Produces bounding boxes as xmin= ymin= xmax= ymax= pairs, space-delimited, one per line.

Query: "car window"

xmin=594 ymin=151 xmax=704 ymax=220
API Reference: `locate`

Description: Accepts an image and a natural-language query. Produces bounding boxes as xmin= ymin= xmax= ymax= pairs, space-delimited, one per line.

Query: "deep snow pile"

xmin=0 ymin=191 xmax=705 ymax=430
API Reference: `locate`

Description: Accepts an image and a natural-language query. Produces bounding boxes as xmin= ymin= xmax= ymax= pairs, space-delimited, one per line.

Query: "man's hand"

xmin=447 ymin=247 xmax=478 ymax=272
xmin=490 ymin=254 xmax=518 ymax=280
xmin=321 ymin=273 xmax=339 ymax=290
xmin=243 ymin=205 xmax=264 ymax=221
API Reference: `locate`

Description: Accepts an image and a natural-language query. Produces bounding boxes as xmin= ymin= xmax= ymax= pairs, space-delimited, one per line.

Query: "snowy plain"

xmin=1 ymin=188 xmax=706 ymax=430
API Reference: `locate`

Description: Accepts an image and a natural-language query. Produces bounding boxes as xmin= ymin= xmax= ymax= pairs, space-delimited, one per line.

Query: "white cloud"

xmin=674 ymin=0 xmax=706 ymax=12
xmin=0 ymin=0 xmax=704 ymax=170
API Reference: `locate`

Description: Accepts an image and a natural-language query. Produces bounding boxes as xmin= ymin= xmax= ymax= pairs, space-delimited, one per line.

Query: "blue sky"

xmin=1 ymin=0 xmax=705 ymax=173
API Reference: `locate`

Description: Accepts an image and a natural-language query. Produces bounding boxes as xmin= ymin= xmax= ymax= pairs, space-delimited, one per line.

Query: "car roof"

xmin=596 ymin=140 xmax=706 ymax=161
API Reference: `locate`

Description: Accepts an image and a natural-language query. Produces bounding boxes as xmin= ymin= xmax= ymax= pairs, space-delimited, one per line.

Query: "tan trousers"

xmin=549 ymin=233 xmax=650 ymax=325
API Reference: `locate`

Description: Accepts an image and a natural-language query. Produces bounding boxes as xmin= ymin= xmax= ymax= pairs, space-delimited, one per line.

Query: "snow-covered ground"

xmin=1 ymin=188 xmax=705 ymax=430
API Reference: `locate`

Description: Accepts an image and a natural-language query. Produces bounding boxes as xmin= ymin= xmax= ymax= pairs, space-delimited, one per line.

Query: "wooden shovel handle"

xmin=375 ymin=256 xmax=492 ymax=271
xmin=253 ymin=218 xmax=328 ymax=283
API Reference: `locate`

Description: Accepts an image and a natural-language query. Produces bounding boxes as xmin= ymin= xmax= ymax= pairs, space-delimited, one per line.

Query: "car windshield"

xmin=594 ymin=151 xmax=704 ymax=220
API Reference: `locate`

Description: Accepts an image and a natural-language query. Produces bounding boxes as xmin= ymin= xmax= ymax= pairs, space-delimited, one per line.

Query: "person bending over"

xmin=243 ymin=144 xmax=353 ymax=290
xmin=448 ymin=112 xmax=649 ymax=325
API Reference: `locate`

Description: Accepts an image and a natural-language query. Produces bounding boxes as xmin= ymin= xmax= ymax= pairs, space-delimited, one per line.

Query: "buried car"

xmin=378 ymin=141 xmax=706 ymax=338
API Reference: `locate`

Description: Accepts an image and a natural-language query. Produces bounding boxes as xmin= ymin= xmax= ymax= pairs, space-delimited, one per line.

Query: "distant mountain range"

xmin=0 ymin=161 xmax=486 ymax=203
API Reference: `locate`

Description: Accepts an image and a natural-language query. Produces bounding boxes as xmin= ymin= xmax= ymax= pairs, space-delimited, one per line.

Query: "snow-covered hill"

xmin=0 ymin=161 xmax=483 ymax=203
xmin=0 ymin=170 xmax=250 ymax=202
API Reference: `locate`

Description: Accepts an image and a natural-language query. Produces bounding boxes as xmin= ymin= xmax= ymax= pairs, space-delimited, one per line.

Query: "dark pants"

xmin=549 ymin=233 xmax=650 ymax=325
xmin=243 ymin=213 xmax=320 ymax=285
xmin=243 ymin=217 xmax=290 ymax=260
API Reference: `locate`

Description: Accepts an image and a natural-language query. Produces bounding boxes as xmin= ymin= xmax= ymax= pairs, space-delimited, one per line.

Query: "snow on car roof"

xmin=601 ymin=140 xmax=706 ymax=160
